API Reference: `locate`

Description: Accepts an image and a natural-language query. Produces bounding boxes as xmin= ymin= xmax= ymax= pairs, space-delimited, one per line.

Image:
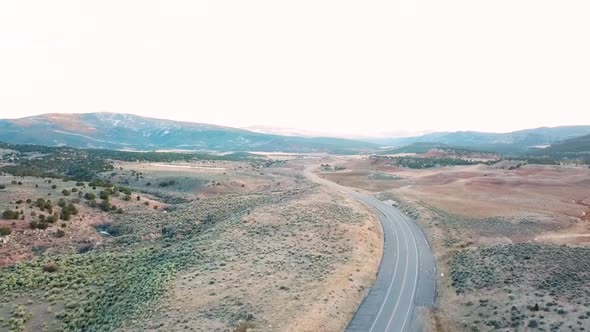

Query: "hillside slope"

xmin=0 ymin=113 xmax=376 ymax=153
xmin=544 ymin=134 xmax=590 ymax=153
xmin=371 ymin=126 xmax=590 ymax=152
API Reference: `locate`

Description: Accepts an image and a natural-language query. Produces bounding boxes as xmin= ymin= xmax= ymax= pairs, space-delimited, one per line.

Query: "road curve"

xmin=302 ymin=166 xmax=436 ymax=331
xmin=346 ymin=194 xmax=436 ymax=332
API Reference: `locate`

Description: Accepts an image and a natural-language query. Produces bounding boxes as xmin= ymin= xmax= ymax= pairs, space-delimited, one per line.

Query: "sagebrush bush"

xmin=0 ymin=227 xmax=11 ymax=236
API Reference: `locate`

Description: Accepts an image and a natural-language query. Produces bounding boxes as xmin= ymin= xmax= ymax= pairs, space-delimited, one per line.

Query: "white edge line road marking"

xmin=398 ymin=210 xmax=420 ymax=332
xmin=384 ymin=209 xmax=410 ymax=331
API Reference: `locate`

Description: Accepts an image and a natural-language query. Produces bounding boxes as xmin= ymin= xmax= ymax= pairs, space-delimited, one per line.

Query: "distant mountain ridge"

xmin=371 ymin=126 xmax=590 ymax=152
xmin=1 ymin=113 xmax=589 ymax=154
xmin=0 ymin=113 xmax=376 ymax=153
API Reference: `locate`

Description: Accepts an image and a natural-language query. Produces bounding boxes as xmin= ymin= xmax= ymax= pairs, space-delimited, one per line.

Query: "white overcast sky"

xmin=0 ymin=1 xmax=589 ymax=136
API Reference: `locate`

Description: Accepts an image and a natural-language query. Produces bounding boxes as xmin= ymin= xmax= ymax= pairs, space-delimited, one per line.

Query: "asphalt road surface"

xmin=301 ymin=166 xmax=436 ymax=332
xmin=346 ymin=193 xmax=436 ymax=332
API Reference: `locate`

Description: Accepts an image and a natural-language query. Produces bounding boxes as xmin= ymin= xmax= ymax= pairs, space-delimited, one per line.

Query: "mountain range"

xmin=369 ymin=126 xmax=590 ymax=153
xmin=0 ymin=113 xmax=589 ymax=154
xmin=0 ymin=113 xmax=376 ymax=153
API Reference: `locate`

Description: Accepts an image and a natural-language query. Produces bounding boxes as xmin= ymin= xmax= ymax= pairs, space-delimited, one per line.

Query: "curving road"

xmin=345 ymin=194 xmax=436 ymax=332
xmin=303 ymin=166 xmax=436 ymax=332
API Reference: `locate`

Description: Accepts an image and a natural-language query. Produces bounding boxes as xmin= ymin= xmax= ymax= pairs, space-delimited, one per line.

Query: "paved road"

xmin=302 ymin=166 xmax=436 ymax=331
xmin=345 ymin=194 xmax=436 ymax=332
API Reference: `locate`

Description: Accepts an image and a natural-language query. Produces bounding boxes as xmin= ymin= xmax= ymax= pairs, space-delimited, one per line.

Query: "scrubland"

xmin=0 ymin=156 xmax=381 ymax=332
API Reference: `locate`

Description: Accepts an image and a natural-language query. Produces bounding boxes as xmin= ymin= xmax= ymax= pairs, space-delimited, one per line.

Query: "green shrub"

xmin=36 ymin=198 xmax=46 ymax=208
xmin=0 ymin=227 xmax=11 ymax=236
xmin=62 ymin=189 xmax=70 ymax=196
xmin=99 ymin=191 xmax=109 ymax=200
xmin=2 ymin=209 xmax=19 ymax=220
xmin=120 ymin=187 xmax=132 ymax=195
xmin=100 ymin=200 xmax=111 ymax=212
xmin=84 ymin=192 xmax=96 ymax=200
xmin=158 ymin=180 xmax=176 ymax=187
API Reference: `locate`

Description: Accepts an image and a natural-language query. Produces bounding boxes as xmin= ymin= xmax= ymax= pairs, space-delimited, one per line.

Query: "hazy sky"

xmin=1 ymin=1 xmax=589 ymax=136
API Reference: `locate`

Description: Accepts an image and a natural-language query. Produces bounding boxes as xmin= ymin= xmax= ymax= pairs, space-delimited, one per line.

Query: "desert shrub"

xmin=2 ymin=209 xmax=19 ymax=220
xmin=119 ymin=187 xmax=132 ymax=195
xmin=136 ymin=195 xmax=141 ymax=201
xmin=0 ymin=227 xmax=11 ymax=236
xmin=60 ymin=203 xmax=78 ymax=221
xmin=89 ymin=179 xmax=113 ymax=188
xmin=116 ymin=208 xmax=123 ymax=214
xmin=99 ymin=191 xmax=109 ymax=200
xmin=144 ymin=201 xmax=150 ymax=206
xmin=58 ymin=198 xmax=67 ymax=208
xmin=36 ymin=198 xmax=46 ymax=208
xmin=42 ymin=263 xmax=58 ymax=272
xmin=62 ymin=189 xmax=70 ymax=196
xmin=71 ymin=187 xmax=78 ymax=193
xmin=46 ymin=215 xmax=57 ymax=223
xmin=99 ymin=199 xmax=111 ymax=212
xmin=0 ymin=184 xmax=5 ymax=189
xmin=51 ymin=184 xmax=57 ymax=189
xmin=29 ymin=221 xmax=38 ymax=229
xmin=158 ymin=179 xmax=176 ymax=187
xmin=37 ymin=222 xmax=48 ymax=230
xmin=122 ymin=195 xmax=131 ymax=201
xmin=84 ymin=192 xmax=96 ymax=200
xmin=75 ymin=182 xmax=85 ymax=186
xmin=44 ymin=201 xmax=53 ymax=214
xmin=11 ymin=180 xmax=17 ymax=184
xmin=56 ymin=229 xmax=66 ymax=238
